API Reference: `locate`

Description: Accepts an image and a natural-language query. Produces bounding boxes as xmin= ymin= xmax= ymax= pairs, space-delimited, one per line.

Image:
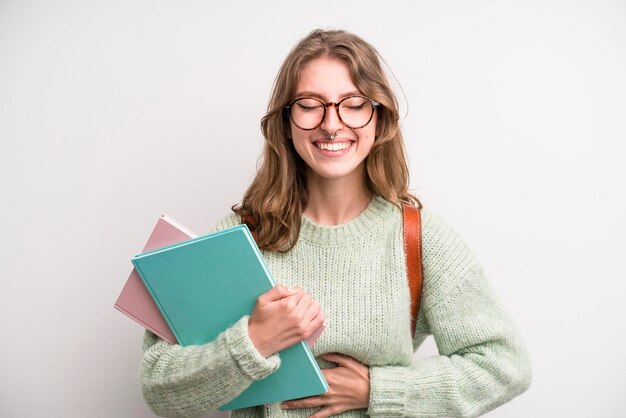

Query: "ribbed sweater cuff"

xmin=224 ymin=315 xmax=281 ymax=380
xmin=367 ymin=366 xmax=409 ymax=417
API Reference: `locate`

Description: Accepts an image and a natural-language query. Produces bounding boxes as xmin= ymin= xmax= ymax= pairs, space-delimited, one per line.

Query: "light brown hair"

xmin=233 ymin=29 xmax=420 ymax=252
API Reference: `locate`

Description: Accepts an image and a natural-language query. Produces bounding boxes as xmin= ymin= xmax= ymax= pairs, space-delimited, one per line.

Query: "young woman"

xmin=140 ymin=29 xmax=532 ymax=418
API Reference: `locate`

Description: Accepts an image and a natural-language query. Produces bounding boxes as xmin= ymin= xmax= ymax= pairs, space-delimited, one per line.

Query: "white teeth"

xmin=315 ymin=142 xmax=351 ymax=151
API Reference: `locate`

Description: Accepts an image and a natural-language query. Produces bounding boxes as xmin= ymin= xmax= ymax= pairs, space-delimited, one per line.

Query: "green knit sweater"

xmin=140 ymin=196 xmax=532 ymax=418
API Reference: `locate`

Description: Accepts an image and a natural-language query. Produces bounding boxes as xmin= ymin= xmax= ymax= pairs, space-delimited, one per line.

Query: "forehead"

xmin=296 ymin=57 xmax=359 ymax=100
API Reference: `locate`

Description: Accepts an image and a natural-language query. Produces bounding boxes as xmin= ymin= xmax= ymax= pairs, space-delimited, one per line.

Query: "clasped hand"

xmin=248 ymin=285 xmax=325 ymax=357
xmin=281 ymin=353 xmax=370 ymax=418
xmin=248 ymin=285 xmax=370 ymax=418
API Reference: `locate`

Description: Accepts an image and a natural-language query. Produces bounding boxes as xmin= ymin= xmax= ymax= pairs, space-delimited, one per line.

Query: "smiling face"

xmin=290 ymin=57 xmax=377 ymax=184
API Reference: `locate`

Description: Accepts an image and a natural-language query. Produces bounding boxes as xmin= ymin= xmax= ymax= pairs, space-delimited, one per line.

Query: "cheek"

xmin=290 ymin=127 xmax=309 ymax=158
xmin=362 ymin=120 xmax=377 ymax=146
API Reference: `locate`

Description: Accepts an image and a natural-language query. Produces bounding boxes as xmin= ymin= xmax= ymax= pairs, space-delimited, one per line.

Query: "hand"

xmin=248 ymin=285 xmax=325 ymax=358
xmin=280 ymin=353 xmax=370 ymax=418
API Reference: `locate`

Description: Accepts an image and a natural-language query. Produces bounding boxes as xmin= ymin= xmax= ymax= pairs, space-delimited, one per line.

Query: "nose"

xmin=319 ymin=102 xmax=344 ymax=136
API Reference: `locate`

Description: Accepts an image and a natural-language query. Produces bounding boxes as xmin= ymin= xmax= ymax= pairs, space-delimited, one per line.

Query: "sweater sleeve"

xmin=141 ymin=316 xmax=280 ymax=417
xmin=140 ymin=212 xmax=279 ymax=418
xmin=367 ymin=211 xmax=532 ymax=418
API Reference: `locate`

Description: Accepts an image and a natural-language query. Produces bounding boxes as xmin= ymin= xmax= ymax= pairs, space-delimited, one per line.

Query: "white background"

xmin=1 ymin=0 xmax=625 ymax=417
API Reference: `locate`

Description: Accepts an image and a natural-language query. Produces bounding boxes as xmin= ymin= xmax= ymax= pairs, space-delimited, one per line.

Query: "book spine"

xmin=298 ymin=340 xmax=328 ymax=390
xmin=134 ymin=225 xmax=243 ymax=258
xmin=240 ymin=225 xmax=328 ymax=390
xmin=240 ymin=225 xmax=276 ymax=287
xmin=161 ymin=213 xmax=198 ymax=238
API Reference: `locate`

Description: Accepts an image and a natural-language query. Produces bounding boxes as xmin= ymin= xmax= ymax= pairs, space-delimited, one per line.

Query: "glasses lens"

xmin=290 ymin=98 xmax=324 ymax=130
xmin=339 ymin=97 xmax=373 ymax=128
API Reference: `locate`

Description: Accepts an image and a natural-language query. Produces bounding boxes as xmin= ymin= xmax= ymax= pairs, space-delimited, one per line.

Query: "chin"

xmin=308 ymin=163 xmax=364 ymax=181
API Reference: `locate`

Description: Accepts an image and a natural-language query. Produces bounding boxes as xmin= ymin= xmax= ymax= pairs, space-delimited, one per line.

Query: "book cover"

xmin=131 ymin=224 xmax=328 ymax=410
xmin=114 ymin=214 xmax=197 ymax=344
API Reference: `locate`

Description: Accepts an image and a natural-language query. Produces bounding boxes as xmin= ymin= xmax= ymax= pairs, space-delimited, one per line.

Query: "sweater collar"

xmin=298 ymin=195 xmax=393 ymax=246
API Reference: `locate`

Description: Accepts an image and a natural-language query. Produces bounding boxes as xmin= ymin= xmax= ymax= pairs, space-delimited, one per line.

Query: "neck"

xmin=304 ymin=166 xmax=373 ymax=225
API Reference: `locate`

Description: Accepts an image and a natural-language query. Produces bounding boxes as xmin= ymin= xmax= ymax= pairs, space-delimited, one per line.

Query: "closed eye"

xmin=297 ymin=103 xmax=319 ymax=112
xmin=345 ymin=103 xmax=366 ymax=111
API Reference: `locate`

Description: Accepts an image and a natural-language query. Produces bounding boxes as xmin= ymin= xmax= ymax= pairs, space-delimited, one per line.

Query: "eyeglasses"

xmin=285 ymin=95 xmax=380 ymax=131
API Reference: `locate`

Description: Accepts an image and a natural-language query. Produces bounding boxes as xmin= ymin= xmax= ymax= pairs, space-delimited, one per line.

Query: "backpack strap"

xmin=402 ymin=202 xmax=424 ymax=338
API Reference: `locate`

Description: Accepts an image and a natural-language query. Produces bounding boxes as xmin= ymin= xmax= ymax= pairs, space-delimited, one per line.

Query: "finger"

xmin=281 ymin=290 xmax=305 ymax=309
xmin=309 ymin=406 xmax=340 ymax=418
xmin=258 ymin=285 xmax=290 ymax=305
xmin=291 ymin=286 xmax=305 ymax=295
xmin=303 ymin=300 xmax=321 ymax=324
xmin=303 ymin=307 xmax=324 ymax=335
xmin=291 ymin=292 xmax=312 ymax=317
xmin=314 ymin=309 xmax=325 ymax=325
xmin=276 ymin=284 xmax=299 ymax=299
xmin=281 ymin=395 xmax=325 ymax=410
xmin=319 ymin=352 xmax=357 ymax=366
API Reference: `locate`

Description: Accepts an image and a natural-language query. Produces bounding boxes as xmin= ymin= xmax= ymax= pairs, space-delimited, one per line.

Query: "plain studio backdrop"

xmin=1 ymin=0 xmax=624 ymax=417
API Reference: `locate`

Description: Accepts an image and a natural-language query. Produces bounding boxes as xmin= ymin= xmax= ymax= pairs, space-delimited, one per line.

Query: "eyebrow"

xmin=293 ymin=90 xmax=362 ymax=101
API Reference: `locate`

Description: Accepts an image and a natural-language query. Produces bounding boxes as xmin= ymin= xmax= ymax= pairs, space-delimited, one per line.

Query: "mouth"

xmin=313 ymin=141 xmax=354 ymax=152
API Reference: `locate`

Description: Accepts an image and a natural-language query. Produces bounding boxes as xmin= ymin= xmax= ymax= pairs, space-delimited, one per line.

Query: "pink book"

xmin=115 ymin=214 xmax=197 ymax=343
xmin=115 ymin=214 xmax=325 ymax=347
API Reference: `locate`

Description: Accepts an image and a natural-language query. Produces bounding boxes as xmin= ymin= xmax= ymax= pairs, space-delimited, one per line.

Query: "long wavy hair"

xmin=233 ymin=29 xmax=420 ymax=252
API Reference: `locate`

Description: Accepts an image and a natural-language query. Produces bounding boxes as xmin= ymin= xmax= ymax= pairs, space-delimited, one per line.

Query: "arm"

xmin=368 ymin=211 xmax=532 ymax=418
xmin=368 ymin=265 xmax=531 ymax=418
xmin=281 ymin=266 xmax=531 ymax=418
xmin=141 ymin=315 xmax=280 ymax=418
xmin=140 ymin=212 xmax=280 ymax=417
xmin=139 ymin=212 xmax=325 ymax=417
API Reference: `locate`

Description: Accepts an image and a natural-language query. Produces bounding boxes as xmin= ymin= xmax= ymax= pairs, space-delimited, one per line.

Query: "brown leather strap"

xmin=402 ymin=202 xmax=423 ymax=338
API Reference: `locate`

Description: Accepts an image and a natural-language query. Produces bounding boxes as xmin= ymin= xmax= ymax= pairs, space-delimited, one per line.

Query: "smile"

xmin=314 ymin=141 xmax=352 ymax=151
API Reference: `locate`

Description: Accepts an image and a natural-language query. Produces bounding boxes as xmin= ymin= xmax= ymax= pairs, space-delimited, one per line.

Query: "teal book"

xmin=131 ymin=224 xmax=328 ymax=410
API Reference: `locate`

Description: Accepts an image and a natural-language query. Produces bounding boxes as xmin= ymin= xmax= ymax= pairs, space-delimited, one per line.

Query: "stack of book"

xmin=114 ymin=214 xmax=327 ymax=410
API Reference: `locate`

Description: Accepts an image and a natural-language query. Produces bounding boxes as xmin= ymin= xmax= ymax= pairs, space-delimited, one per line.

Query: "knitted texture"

xmin=140 ymin=196 xmax=532 ymax=418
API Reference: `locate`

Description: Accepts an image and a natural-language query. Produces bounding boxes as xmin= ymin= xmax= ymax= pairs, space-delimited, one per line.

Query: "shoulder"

xmin=419 ymin=208 xmax=484 ymax=306
xmin=211 ymin=211 xmax=242 ymax=233
xmin=420 ymin=208 xmax=478 ymax=265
